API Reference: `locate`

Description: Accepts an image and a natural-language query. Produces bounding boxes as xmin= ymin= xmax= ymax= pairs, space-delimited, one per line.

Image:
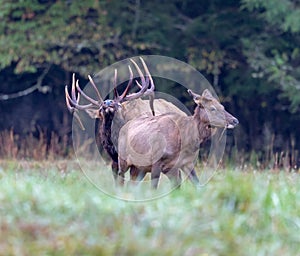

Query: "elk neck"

xmin=100 ymin=111 xmax=118 ymax=162
xmin=102 ymin=111 xmax=115 ymax=131
xmin=193 ymin=105 xmax=212 ymax=144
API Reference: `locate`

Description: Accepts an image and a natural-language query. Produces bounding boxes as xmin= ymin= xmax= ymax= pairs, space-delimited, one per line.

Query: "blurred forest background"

xmin=1 ymin=0 xmax=300 ymax=169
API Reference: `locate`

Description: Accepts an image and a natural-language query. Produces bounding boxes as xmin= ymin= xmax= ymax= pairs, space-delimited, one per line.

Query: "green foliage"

xmin=0 ymin=160 xmax=299 ymax=255
xmin=0 ymin=0 xmax=118 ymax=74
xmin=241 ymin=0 xmax=300 ymax=111
xmin=241 ymin=0 xmax=300 ymax=32
xmin=0 ymin=0 xmax=183 ymax=75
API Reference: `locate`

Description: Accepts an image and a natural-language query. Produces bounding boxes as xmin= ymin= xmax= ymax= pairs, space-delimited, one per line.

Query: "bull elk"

xmin=65 ymin=57 xmax=186 ymax=183
xmin=118 ymin=89 xmax=239 ymax=189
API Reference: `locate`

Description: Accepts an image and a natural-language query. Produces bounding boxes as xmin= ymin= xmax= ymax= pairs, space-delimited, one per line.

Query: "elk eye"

xmin=210 ymin=106 xmax=217 ymax=111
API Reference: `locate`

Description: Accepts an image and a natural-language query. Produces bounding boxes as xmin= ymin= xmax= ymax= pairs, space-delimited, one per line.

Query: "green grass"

xmin=0 ymin=160 xmax=299 ymax=255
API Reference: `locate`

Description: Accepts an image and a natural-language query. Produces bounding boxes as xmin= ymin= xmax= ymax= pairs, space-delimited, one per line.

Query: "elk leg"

xmin=137 ymin=171 xmax=147 ymax=182
xmin=118 ymin=158 xmax=129 ymax=186
xmin=182 ymin=166 xmax=200 ymax=186
xmin=164 ymin=169 xmax=182 ymax=189
xmin=151 ymin=163 xmax=161 ymax=189
xmin=111 ymin=161 xmax=118 ymax=183
xmin=130 ymin=167 xmax=146 ymax=183
xmin=189 ymin=168 xmax=200 ymax=185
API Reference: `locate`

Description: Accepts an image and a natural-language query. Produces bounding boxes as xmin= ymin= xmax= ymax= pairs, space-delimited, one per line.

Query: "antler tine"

xmin=135 ymin=80 xmax=142 ymax=89
xmin=113 ymin=69 xmax=119 ymax=99
xmin=65 ymin=85 xmax=94 ymax=110
xmin=76 ymin=92 xmax=80 ymax=104
xmin=140 ymin=57 xmax=155 ymax=92
xmin=73 ymin=111 xmax=86 ymax=131
xmin=122 ymin=58 xmax=151 ymax=101
xmin=88 ymin=75 xmax=103 ymax=103
xmin=71 ymin=73 xmax=77 ymax=101
xmin=130 ymin=58 xmax=147 ymax=87
xmin=65 ymin=85 xmax=79 ymax=109
xmin=135 ymin=80 xmax=143 ymax=89
xmin=138 ymin=57 xmax=155 ymax=116
xmin=75 ymin=79 xmax=101 ymax=106
xmin=65 ymin=85 xmax=75 ymax=113
xmin=135 ymin=79 xmax=155 ymax=116
xmin=65 ymin=86 xmax=86 ymax=130
xmin=123 ymin=84 xmax=148 ymax=101
xmin=118 ymin=65 xmax=134 ymax=100
xmin=135 ymin=75 xmax=149 ymax=90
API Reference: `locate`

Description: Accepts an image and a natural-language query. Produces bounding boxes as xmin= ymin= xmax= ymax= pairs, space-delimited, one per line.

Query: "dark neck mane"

xmin=99 ymin=111 xmax=118 ymax=162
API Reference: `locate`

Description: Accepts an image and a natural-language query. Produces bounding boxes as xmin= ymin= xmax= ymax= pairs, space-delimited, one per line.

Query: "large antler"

xmin=107 ymin=57 xmax=155 ymax=115
xmin=112 ymin=65 xmax=134 ymax=103
xmin=65 ymin=74 xmax=102 ymax=112
xmin=65 ymin=57 xmax=156 ymax=129
xmin=130 ymin=57 xmax=155 ymax=97
xmin=65 ymin=73 xmax=103 ymax=130
xmin=118 ymin=57 xmax=155 ymax=115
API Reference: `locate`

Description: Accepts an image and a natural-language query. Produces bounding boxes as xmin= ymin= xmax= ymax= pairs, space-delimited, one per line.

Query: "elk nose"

xmin=104 ymin=99 xmax=113 ymax=106
xmin=232 ymin=118 xmax=239 ymax=126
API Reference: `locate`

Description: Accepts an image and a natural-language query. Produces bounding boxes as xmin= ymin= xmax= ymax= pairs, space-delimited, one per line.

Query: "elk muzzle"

xmin=225 ymin=112 xmax=239 ymax=129
xmin=102 ymin=100 xmax=122 ymax=113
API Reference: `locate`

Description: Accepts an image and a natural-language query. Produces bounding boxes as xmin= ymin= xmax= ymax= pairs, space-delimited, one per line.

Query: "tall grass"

xmin=1 ymin=128 xmax=299 ymax=172
xmin=0 ymin=129 xmax=70 ymax=160
xmin=0 ymin=160 xmax=299 ymax=255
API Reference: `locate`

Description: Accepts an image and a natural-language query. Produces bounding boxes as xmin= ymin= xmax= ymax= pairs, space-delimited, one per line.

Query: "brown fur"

xmin=96 ymin=98 xmax=187 ymax=183
xmin=118 ymin=89 xmax=238 ymax=189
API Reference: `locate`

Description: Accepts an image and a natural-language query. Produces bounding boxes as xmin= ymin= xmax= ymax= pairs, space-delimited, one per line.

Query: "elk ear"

xmin=187 ymin=89 xmax=204 ymax=105
xmin=85 ymin=109 xmax=101 ymax=119
xmin=202 ymin=89 xmax=213 ymax=99
xmin=187 ymin=89 xmax=201 ymax=100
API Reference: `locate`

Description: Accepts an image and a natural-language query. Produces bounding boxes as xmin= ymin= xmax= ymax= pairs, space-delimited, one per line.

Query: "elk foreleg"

xmin=111 ymin=160 xmax=118 ymax=184
xmin=118 ymin=158 xmax=129 ymax=186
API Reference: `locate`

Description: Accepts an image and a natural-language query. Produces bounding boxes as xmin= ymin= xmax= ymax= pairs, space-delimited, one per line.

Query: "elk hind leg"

xmin=165 ymin=169 xmax=182 ymax=189
xmin=182 ymin=166 xmax=200 ymax=186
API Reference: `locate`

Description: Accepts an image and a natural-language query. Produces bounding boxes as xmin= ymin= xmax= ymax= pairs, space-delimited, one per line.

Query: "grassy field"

xmin=0 ymin=160 xmax=299 ymax=256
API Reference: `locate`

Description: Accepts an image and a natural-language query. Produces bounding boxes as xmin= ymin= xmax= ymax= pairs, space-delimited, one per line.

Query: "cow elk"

xmin=118 ymin=89 xmax=239 ymax=189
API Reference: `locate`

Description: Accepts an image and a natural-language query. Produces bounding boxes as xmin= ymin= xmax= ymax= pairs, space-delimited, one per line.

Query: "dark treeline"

xmin=1 ymin=0 xmax=300 ymax=168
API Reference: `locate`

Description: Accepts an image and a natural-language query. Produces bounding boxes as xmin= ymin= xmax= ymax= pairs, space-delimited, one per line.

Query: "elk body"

xmin=95 ymin=97 xmax=186 ymax=182
xmin=118 ymin=89 xmax=239 ymax=188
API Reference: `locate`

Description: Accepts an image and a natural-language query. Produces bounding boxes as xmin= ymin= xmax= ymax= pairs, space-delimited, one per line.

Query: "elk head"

xmin=188 ymin=89 xmax=239 ymax=129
